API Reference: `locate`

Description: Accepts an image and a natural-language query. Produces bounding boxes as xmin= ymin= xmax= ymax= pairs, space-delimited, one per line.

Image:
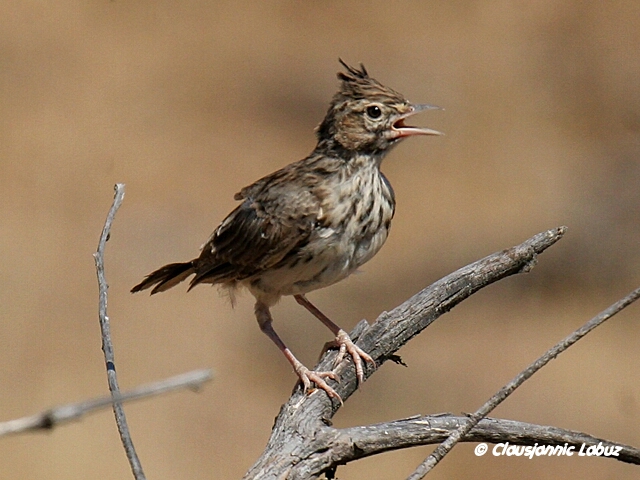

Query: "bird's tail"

xmin=131 ymin=261 xmax=196 ymax=295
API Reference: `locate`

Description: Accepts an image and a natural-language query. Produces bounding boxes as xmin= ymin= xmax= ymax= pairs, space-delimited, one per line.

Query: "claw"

xmin=333 ymin=329 xmax=376 ymax=384
xmin=293 ymin=363 xmax=342 ymax=404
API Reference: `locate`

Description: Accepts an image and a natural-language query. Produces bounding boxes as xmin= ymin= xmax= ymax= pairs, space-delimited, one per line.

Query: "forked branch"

xmin=243 ymin=226 xmax=640 ymax=479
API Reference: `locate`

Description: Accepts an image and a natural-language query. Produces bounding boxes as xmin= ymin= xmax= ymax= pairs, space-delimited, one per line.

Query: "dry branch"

xmin=340 ymin=414 xmax=640 ymax=466
xmin=94 ymin=183 xmax=146 ymax=480
xmin=243 ymin=226 xmax=638 ymax=479
xmin=0 ymin=369 xmax=212 ymax=437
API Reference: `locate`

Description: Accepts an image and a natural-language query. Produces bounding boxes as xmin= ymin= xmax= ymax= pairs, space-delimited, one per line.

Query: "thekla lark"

xmin=132 ymin=61 xmax=442 ymax=401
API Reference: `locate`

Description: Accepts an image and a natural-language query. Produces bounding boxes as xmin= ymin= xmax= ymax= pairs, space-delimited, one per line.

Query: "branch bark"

xmin=0 ymin=369 xmax=212 ymax=437
xmin=243 ymin=226 xmax=637 ymax=479
xmin=94 ymin=183 xmax=146 ymax=480
xmin=339 ymin=414 xmax=640 ymax=466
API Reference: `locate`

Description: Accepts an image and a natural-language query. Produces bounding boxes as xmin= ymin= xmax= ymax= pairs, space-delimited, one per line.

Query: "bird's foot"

xmin=292 ymin=360 xmax=342 ymax=404
xmin=325 ymin=329 xmax=376 ymax=384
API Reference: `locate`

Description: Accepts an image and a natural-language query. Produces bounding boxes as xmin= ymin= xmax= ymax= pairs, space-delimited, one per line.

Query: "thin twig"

xmin=0 ymin=369 xmax=212 ymax=437
xmin=407 ymin=286 xmax=640 ymax=479
xmin=93 ymin=183 xmax=146 ymax=480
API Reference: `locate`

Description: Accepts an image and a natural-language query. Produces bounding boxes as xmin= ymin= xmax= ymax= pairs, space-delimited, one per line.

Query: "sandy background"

xmin=1 ymin=2 xmax=639 ymax=479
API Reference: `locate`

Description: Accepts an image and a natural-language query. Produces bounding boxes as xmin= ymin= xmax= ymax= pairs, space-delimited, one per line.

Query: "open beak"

xmin=392 ymin=103 xmax=443 ymax=138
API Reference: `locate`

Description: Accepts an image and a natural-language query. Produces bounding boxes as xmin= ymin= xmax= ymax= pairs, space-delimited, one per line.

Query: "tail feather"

xmin=131 ymin=261 xmax=195 ymax=295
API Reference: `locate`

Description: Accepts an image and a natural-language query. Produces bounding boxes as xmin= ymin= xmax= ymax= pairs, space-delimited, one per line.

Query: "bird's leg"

xmin=294 ymin=294 xmax=375 ymax=384
xmin=254 ymin=301 xmax=341 ymax=402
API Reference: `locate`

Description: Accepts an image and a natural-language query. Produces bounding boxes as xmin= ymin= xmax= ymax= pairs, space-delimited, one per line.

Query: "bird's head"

xmin=316 ymin=60 xmax=442 ymax=154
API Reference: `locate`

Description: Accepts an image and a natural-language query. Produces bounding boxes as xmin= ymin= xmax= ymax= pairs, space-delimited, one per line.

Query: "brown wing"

xmin=190 ymin=172 xmax=321 ymax=287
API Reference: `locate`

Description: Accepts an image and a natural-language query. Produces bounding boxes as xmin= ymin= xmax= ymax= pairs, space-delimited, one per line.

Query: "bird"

xmin=131 ymin=60 xmax=442 ymax=401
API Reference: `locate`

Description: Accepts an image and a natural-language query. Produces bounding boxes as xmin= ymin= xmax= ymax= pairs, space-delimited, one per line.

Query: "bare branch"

xmin=93 ymin=183 xmax=146 ymax=480
xmin=407 ymin=285 xmax=640 ymax=478
xmin=0 ymin=369 xmax=212 ymax=437
xmin=244 ymin=227 xmax=570 ymax=479
xmin=309 ymin=414 xmax=640 ymax=469
xmin=321 ymin=226 xmax=568 ymax=405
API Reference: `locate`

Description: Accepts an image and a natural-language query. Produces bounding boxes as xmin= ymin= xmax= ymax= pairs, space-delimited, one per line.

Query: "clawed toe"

xmin=292 ymin=295 xmax=375 ymax=393
xmin=295 ymin=365 xmax=342 ymax=403
xmin=331 ymin=329 xmax=375 ymax=384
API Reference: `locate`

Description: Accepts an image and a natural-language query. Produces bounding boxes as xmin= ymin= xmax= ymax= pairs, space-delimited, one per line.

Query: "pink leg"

xmin=294 ymin=294 xmax=375 ymax=384
xmin=254 ymin=301 xmax=341 ymax=402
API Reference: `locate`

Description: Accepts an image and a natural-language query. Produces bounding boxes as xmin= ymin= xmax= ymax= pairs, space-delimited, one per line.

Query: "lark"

xmin=132 ymin=61 xmax=441 ymax=401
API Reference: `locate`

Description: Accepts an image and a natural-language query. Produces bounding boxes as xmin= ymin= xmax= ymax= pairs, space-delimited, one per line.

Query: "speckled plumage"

xmin=132 ymin=61 xmax=441 ymax=401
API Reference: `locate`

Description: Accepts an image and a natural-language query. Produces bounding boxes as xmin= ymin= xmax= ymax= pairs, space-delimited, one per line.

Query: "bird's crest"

xmin=335 ymin=59 xmax=404 ymax=103
xmin=338 ymin=59 xmax=369 ymax=82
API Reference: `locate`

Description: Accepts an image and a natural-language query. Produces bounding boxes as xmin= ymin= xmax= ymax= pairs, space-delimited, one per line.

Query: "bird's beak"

xmin=392 ymin=103 xmax=443 ymax=138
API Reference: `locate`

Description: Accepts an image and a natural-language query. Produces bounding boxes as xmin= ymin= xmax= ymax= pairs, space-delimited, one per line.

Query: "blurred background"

xmin=1 ymin=1 xmax=639 ymax=479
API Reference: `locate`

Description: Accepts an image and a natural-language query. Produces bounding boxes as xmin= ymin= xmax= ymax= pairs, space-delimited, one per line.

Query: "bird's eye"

xmin=365 ymin=105 xmax=382 ymax=119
